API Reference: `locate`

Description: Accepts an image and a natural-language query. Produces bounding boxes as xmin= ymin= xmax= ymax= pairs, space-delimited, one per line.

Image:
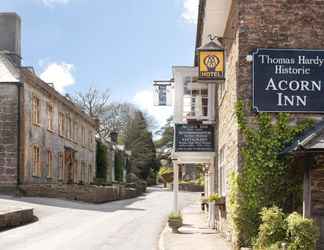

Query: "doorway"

xmin=64 ymin=147 xmax=76 ymax=184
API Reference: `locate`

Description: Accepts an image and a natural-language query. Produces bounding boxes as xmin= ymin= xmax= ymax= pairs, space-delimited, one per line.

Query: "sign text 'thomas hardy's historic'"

xmin=253 ymin=49 xmax=324 ymax=112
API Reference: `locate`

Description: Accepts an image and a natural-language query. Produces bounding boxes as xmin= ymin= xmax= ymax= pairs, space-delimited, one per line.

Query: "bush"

xmin=254 ymin=207 xmax=320 ymax=250
xmin=254 ymin=206 xmax=287 ymax=250
xmin=208 ymin=193 xmax=222 ymax=203
xmin=286 ymin=212 xmax=319 ymax=250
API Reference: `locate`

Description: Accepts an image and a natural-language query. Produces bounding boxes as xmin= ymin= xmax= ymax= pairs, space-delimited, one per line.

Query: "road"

xmin=0 ymin=187 xmax=199 ymax=250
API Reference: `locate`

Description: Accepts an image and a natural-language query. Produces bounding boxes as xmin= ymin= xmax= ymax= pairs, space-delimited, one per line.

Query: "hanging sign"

xmin=253 ymin=49 xmax=324 ymax=112
xmin=199 ymin=50 xmax=225 ymax=81
xmin=175 ymin=124 xmax=214 ymax=152
xmin=153 ymin=81 xmax=172 ymax=106
xmin=197 ymin=40 xmax=225 ymax=81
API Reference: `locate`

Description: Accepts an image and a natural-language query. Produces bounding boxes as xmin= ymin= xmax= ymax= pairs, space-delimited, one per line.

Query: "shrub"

xmin=254 ymin=206 xmax=287 ymax=250
xmin=208 ymin=193 xmax=222 ymax=203
xmin=286 ymin=212 xmax=319 ymax=250
xmin=168 ymin=212 xmax=182 ymax=221
xmin=254 ymin=207 xmax=320 ymax=250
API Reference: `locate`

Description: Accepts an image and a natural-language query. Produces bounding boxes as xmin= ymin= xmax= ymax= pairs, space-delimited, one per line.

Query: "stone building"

xmin=0 ymin=13 xmax=96 ymax=191
xmin=194 ymin=0 xmax=324 ymax=248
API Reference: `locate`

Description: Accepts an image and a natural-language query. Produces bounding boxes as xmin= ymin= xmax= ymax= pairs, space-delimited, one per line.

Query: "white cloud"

xmin=40 ymin=0 xmax=71 ymax=7
xmin=40 ymin=62 xmax=76 ymax=93
xmin=182 ymin=0 xmax=199 ymax=24
xmin=133 ymin=89 xmax=172 ymax=127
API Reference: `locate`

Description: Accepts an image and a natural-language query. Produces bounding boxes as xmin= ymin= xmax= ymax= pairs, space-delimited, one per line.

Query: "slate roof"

xmin=281 ymin=120 xmax=324 ymax=155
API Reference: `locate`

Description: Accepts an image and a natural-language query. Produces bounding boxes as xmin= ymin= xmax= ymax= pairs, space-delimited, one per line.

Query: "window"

xmin=72 ymin=121 xmax=77 ymax=142
xmin=58 ymin=112 xmax=65 ymax=136
xmin=58 ymin=152 xmax=64 ymax=180
xmin=66 ymin=114 xmax=72 ymax=139
xmin=183 ymin=79 xmax=209 ymax=120
xmin=32 ymin=96 xmax=40 ymax=125
xmin=88 ymin=131 xmax=93 ymax=147
xmin=88 ymin=164 xmax=92 ymax=183
xmin=47 ymin=104 xmax=54 ymax=131
xmin=81 ymin=126 xmax=86 ymax=146
xmin=81 ymin=161 xmax=86 ymax=183
xmin=32 ymin=145 xmax=41 ymax=177
xmin=219 ymin=146 xmax=226 ymax=196
xmin=47 ymin=150 xmax=53 ymax=178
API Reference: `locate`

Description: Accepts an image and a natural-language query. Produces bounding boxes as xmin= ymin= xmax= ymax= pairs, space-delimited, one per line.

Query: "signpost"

xmin=175 ymin=124 xmax=215 ymax=152
xmin=253 ymin=49 xmax=324 ymax=113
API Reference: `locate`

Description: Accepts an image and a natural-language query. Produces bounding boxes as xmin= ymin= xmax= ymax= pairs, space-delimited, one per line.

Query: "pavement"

xmin=159 ymin=202 xmax=232 ymax=250
xmin=0 ymin=186 xmax=199 ymax=250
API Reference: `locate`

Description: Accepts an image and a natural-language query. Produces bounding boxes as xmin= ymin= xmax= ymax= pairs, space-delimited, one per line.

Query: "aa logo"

xmin=204 ymin=55 xmax=220 ymax=72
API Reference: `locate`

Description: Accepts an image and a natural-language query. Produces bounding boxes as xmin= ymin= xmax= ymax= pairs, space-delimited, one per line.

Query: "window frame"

xmin=32 ymin=95 xmax=41 ymax=126
xmin=32 ymin=145 xmax=41 ymax=177
xmin=47 ymin=103 xmax=54 ymax=132
xmin=47 ymin=150 xmax=53 ymax=178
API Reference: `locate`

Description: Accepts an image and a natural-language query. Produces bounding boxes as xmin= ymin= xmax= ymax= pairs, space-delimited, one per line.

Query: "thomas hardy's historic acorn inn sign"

xmin=253 ymin=49 xmax=324 ymax=112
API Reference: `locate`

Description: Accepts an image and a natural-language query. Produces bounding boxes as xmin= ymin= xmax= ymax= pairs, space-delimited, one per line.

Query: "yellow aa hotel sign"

xmin=199 ymin=50 xmax=225 ymax=81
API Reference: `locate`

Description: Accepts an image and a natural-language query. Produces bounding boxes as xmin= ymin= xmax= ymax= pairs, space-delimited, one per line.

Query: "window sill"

xmin=47 ymin=129 xmax=55 ymax=134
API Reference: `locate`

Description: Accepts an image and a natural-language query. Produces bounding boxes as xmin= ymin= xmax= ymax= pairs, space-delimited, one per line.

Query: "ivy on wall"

xmin=229 ymin=101 xmax=314 ymax=246
xmin=96 ymin=140 xmax=108 ymax=179
xmin=115 ymin=151 xmax=125 ymax=182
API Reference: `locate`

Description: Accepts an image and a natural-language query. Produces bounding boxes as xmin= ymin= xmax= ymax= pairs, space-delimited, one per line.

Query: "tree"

xmin=123 ymin=110 xmax=158 ymax=180
xmin=155 ymin=116 xmax=174 ymax=163
xmin=72 ymin=87 xmax=135 ymax=141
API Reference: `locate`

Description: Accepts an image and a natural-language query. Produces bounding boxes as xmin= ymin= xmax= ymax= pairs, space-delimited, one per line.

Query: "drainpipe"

xmin=16 ymin=82 xmax=22 ymax=186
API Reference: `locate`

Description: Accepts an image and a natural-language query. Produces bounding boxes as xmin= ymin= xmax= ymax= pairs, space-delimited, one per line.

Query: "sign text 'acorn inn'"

xmin=253 ymin=49 xmax=324 ymax=113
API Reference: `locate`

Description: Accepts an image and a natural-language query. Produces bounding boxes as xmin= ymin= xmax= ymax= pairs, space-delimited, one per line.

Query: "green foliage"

xmin=208 ymin=193 xmax=222 ymax=202
xmin=286 ymin=212 xmax=319 ymax=250
xmin=155 ymin=116 xmax=174 ymax=149
xmin=124 ymin=111 xmax=159 ymax=180
xmin=254 ymin=207 xmax=287 ymax=250
xmin=232 ymin=100 xmax=314 ymax=246
xmin=114 ymin=150 xmax=125 ymax=182
xmin=96 ymin=140 xmax=108 ymax=179
xmin=168 ymin=212 xmax=182 ymax=221
xmin=253 ymin=207 xmax=319 ymax=250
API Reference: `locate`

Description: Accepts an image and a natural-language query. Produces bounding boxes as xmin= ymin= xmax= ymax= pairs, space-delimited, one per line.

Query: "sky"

xmin=1 ymin=0 xmax=199 ymax=127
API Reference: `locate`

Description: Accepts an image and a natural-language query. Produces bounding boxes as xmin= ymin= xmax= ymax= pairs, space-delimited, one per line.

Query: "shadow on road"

xmin=0 ymin=186 xmax=168 ymax=213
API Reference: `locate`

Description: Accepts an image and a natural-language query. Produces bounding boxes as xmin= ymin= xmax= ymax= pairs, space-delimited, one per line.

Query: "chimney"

xmin=0 ymin=13 xmax=21 ymax=65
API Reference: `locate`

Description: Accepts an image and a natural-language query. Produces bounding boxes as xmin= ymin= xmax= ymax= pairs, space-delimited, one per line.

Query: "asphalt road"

xmin=0 ymin=186 xmax=199 ymax=250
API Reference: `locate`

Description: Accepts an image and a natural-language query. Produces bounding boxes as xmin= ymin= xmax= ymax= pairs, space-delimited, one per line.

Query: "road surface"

xmin=0 ymin=186 xmax=199 ymax=250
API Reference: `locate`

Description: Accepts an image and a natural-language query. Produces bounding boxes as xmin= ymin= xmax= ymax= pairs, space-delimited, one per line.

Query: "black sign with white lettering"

xmin=253 ymin=49 xmax=324 ymax=112
xmin=175 ymin=124 xmax=214 ymax=152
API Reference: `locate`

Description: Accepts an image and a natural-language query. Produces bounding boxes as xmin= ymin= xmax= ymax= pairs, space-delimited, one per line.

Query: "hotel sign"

xmin=198 ymin=39 xmax=225 ymax=81
xmin=199 ymin=50 xmax=225 ymax=81
xmin=253 ymin=49 xmax=324 ymax=112
xmin=175 ymin=124 xmax=214 ymax=152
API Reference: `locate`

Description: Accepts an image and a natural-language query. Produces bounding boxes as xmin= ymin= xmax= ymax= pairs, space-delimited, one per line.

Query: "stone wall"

xmin=22 ymin=74 xmax=96 ymax=185
xmin=0 ymin=84 xmax=18 ymax=189
xmin=216 ymin=0 xmax=324 ymax=245
xmin=216 ymin=0 xmax=240 ymax=240
xmin=311 ymin=155 xmax=324 ymax=214
xmin=19 ymin=183 xmax=146 ymax=204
